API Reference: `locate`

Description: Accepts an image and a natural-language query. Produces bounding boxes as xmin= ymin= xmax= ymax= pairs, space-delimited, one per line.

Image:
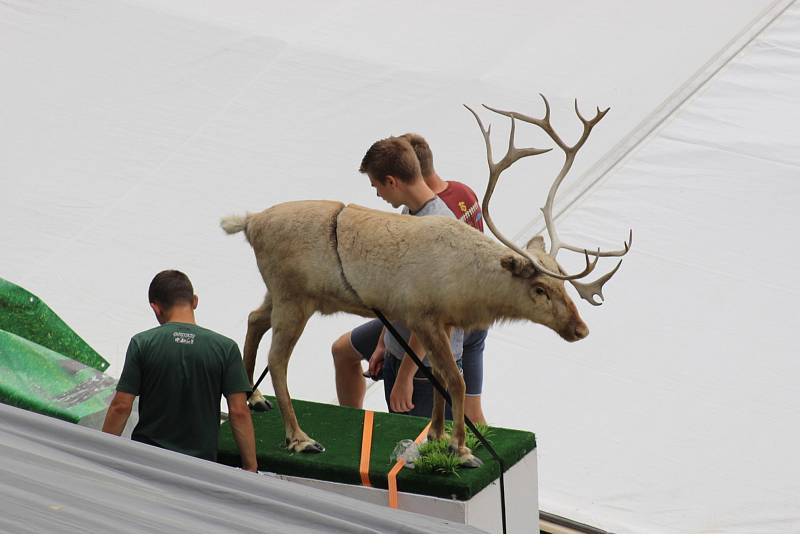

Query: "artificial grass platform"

xmin=218 ymin=396 xmax=536 ymax=501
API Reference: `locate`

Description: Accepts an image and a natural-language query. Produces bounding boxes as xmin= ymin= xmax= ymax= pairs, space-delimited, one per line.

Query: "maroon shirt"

xmin=438 ymin=181 xmax=484 ymax=232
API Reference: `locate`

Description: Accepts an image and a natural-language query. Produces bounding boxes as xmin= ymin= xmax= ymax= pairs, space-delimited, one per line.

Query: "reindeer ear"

xmin=500 ymin=256 xmax=537 ymax=278
xmin=525 ymin=235 xmax=546 ymax=253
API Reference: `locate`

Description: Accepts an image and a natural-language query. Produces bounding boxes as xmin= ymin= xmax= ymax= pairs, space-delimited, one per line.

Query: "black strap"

xmin=252 ymin=364 xmax=269 ymax=394
xmin=373 ymin=308 xmax=507 ymax=534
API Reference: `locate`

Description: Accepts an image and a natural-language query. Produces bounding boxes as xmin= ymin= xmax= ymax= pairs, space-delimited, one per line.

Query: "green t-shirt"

xmin=116 ymin=322 xmax=250 ymax=461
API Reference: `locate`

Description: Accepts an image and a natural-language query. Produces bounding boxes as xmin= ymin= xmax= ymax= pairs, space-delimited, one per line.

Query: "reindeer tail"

xmin=220 ymin=214 xmax=250 ymax=235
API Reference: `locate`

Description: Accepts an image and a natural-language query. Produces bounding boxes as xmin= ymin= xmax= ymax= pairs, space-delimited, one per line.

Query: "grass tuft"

xmin=414 ymin=444 xmax=461 ymax=475
xmin=411 ymin=422 xmax=494 ymax=475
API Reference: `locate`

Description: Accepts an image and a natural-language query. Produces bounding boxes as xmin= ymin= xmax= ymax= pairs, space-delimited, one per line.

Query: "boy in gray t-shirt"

xmin=358 ymin=136 xmax=464 ymax=417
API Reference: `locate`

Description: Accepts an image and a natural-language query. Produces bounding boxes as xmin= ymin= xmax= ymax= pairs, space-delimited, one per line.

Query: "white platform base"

xmin=264 ymin=449 xmax=538 ymax=534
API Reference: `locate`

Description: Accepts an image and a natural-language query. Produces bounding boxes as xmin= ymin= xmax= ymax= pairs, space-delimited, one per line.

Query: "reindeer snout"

xmin=561 ymin=320 xmax=589 ymax=342
xmin=574 ymin=321 xmax=589 ymax=340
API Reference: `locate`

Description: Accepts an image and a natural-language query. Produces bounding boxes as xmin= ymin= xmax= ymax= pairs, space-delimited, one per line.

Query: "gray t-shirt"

xmin=383 ymin=196 xmax=464 ymax=364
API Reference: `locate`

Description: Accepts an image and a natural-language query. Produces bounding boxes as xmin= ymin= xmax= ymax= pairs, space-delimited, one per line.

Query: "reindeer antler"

xmin=464 ymin=104 xmax=599 ymax=281
xmin=467 ymin=95 xmax=633 ymax=305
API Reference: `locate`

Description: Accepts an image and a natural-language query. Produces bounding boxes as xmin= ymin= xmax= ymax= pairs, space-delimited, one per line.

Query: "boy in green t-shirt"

xmin=102 ymin=270 xmax=257 ymax=471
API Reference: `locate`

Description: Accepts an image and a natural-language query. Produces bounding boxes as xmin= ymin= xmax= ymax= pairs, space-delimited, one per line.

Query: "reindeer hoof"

xmin=301 ymin=441 xmax=325 ymax=454
xmin=248 ymin=389 xmax=272 ymax=411
xmin=249 ymin=398 xmax=272 ymax=411
xmin=460 ymin=454 xmax=484 ymax=468
xmin=286 ymin=438 xmax=325 ymax=454
xmin=449 ymin=444 xmax=483 ymax=468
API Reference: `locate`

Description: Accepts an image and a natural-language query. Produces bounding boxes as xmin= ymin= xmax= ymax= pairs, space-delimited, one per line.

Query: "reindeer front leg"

xmin=427 ymin=326 xmax=455 ymax=443
xmin=415 ymin=324 xmax=482 ymax=468
xmin=267 ymin=301 xmax=323 ymax=453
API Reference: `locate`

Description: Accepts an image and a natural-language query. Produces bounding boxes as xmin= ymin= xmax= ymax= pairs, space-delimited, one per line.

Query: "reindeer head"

xmin=468 ymin=95 xmax=632 ymax=336
xmin=500 ymin=235 xmax=589 ymax=342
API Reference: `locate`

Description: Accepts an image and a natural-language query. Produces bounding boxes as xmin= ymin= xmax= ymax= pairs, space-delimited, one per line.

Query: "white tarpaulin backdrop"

xmin=2 ymin=1 xmax=799 ymax=532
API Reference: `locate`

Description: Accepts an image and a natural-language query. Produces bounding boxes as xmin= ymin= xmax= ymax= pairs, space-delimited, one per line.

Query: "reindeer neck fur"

xmin=452 ymin=238 xmax=555 ymax=329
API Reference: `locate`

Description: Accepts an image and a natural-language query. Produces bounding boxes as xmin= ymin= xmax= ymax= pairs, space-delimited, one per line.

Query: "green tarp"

xmin=0 ymin=329 xmax=116 ymax=423
xmin=0 ymin=277 xmax=114 ymax=423
xmin=0 ymin=277 xmax=108 ymax=372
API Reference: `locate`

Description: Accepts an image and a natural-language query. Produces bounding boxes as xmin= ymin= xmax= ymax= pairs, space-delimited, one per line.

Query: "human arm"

xmin=389 ymin=332 xmax=426 ymax=412
xmin=226 ymin=392 xmax=258 ymax=472
xmin=389 ymin=325 xmax=457 ymax=413
xmin=367 ymin=327 xmax=387 ymax=379
xmin=222 ymin=342 xmax=258 ymax=472
xmin=103 ymin=338 xmax=140 ymax=435
xmin=102 ymin=391 xmax=135 ymax=436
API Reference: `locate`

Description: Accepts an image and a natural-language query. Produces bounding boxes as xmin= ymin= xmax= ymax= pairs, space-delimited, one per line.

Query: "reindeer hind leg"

xmin=244 ymin=293 xmax=273 ymax=411
xmin=268 ymin=300 xmax=323 ymax=453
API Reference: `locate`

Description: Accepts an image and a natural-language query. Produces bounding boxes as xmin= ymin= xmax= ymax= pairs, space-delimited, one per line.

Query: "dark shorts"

xmin=350 ymin=320 xmax=487 ymax=396
xmin=350 ymin=319 xmax=384 ymax=361
xmin=462 ymin=329 xmax=487 ymax=396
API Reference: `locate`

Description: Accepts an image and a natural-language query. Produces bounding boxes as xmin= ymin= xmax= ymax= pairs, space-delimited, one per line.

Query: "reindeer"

xmin=221 ymin=95 xmax=631 ymax=467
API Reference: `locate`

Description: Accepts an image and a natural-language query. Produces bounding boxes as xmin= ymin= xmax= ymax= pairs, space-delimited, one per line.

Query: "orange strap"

xmin=388 ymin=421 xmax=431 ymax=508
xmin=359 ymin=411 xmax=375 ymax=487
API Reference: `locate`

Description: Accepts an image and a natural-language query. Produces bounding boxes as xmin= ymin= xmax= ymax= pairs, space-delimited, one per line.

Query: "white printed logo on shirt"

xmin=173 ymin=332 xmax=195 ymax=345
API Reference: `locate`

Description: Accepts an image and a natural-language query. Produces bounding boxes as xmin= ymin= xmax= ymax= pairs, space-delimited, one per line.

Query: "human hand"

xmin=390 ymin=377 xmax=414 ymax=413
xmin=366 ymin=347 xmax=385 ymax=379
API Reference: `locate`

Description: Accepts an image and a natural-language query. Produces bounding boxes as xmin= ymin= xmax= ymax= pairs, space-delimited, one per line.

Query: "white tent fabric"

xmin=2 ymin=1 xmax=799 ymax=532
xmin=0 ymin=402 xmax=482 ymax=533
xmin=486 ymin=1 xmax=800 ymax=532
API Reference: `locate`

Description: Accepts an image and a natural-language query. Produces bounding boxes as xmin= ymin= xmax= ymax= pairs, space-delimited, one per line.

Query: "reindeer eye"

xmin=534 ymin=286 xmax=547 ymax=297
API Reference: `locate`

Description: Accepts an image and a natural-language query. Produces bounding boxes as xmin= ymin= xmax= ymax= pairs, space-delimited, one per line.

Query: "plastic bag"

xmin=390 ymin=439 xmax=420 ymax=468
